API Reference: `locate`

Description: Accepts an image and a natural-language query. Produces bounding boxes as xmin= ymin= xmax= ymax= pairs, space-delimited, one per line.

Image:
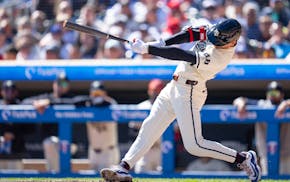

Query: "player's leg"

xmin=134 ymin=141 xmax=161 ymax=173
xmin=122 ymin=95 xmax=175 ymax=167
xmin=101 ymin=83 xmax=176 ymax=181
xmin=172 ymin=84 xmax=261 ymax=181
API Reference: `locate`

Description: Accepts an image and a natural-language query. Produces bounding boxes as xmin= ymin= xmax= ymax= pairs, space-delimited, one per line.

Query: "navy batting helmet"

xmin=207 ymin=19 xmax=242 ymax=46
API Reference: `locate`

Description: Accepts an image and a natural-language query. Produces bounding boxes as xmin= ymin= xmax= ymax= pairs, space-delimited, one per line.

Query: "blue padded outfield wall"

xmin=0 ymin=61 xmax=289 ymax=80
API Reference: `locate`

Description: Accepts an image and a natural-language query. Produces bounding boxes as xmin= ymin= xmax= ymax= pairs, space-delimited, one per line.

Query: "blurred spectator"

xmin=129 ymin=79 xmax=165 ymax=173
xmin=44 ymin=44 xmax=61 ymax=60
xmin=0 ymin=28 xmax=9 ymax=58
xmin=200 ymin=0 xmax=225 ymax=25
xmin=66 ymin=43 xmax=81 ymax=59
xmin=16 ymin=16 xmax=32 ymax=33
xmin=35 ymin=0 xmax=55 ymax=20
xmin=39 ymin=24 xmax=63 ymax=49
xmin=77 ymin=3 xmax=97 ymax=27
xmin=163 ymin=16 xmax=182 ymax=38
xmin=102 ymin=39 xmax=125 ymax=59
xmin=265 ymin=0 xmax=290 ymax=27
xmin=79 ymin=33 xmax=98 ymax=59
xmin=104 ymin=0 xmax=134 ymax=27
xmin=30 ymin=10 xmax=48 ymax=35
xmin=246 ymin=15 xmax=274 ymax=58
xmin=0 ymin=8 xmax=9 ymax=21
xmin=266 ymin=22 xmax=290 ymax=59
xmin=233 ymin=81 xmax=290 ymax=175
xmin=54 ymin=0 xmax=79 ymax=59
xmin=86 ymin=81 xmax=120 ymax=171
xmin=55 ymin=0 xmax=74 ymax=21
xmin=2 ymin=45 xmax=17 ymax=60
xmin=0 ymin=18 xmax=13 ymax=44
xmin=14 ymin=30 xmax=44 ymax=60
xmin=242 ymin=1 xmax=261 ymax=40
xmin=234 ymin=36 xmax=249 ymax=59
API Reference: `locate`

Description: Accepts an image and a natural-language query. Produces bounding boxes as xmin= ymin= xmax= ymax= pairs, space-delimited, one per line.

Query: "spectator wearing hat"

xmin=233 ymin=81 xmax=290 ymax=175
xmin=200 ymin=0 xmax=225 ymax=25
xmin=129 ymin=79 xmax=165 ymax=173
xmin=39 ymin=24 xmax=63 ymax=49
xmin=86 ymin=80 xmax=120 ymax=171
xmin=44 ymin=43 xmax=61 ymax=60
xmin=103 ymin=39 xmax=125 ymax=59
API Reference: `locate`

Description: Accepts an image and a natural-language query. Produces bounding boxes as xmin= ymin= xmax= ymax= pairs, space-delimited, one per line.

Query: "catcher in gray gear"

xmin=101 ymin=18 xmax=261 ymax=182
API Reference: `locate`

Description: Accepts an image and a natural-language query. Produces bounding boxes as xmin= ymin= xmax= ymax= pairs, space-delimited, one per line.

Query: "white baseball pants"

xmin=123 ymin=80 xmax=237 ymax=168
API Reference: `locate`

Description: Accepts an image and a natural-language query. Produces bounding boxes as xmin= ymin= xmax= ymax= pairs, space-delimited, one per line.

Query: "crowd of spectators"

xmin=0 ymin=0 xmax=289 ymax=61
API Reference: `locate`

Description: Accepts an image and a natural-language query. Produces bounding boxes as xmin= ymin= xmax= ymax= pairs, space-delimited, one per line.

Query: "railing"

xmin=0 ymin=60 xmax=289 ymax=81
xmin=0 ymin=104 xmax=289 ymax=179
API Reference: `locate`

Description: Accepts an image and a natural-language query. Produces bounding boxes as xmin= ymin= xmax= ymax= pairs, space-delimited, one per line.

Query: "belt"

xmin=173 ymin=74 xmax=198 ymax=85
xmin=94 ymin=145 xmax=115 ymax=153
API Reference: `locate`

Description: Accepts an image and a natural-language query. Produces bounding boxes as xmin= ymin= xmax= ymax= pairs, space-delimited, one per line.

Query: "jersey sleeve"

xmin=164 ymin=26 xmax=207 ymax=46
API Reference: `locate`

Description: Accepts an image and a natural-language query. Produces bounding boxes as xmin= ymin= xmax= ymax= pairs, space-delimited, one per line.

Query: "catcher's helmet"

xmin=207 ymin=19 xmax=242 ymax=46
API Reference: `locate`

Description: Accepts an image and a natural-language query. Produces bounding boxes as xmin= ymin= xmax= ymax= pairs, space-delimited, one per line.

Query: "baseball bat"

xmin=63 ymin=20 xmax=131 ymax=43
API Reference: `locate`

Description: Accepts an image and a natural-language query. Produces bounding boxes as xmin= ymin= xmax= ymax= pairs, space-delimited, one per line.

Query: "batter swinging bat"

xmin=63 ymin=20 xmax=130 ymax=43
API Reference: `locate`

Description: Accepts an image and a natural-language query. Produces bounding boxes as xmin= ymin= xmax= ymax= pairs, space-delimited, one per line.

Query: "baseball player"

xmin=234 ymin=81 xmax=290 ymax=175
xmin=130 ymin=79 xmax=165 ymax=173
xmin=86 ymin=81 xmax=120 ymax=171
xmin=101 ymin=18 xmax=261 ymax=182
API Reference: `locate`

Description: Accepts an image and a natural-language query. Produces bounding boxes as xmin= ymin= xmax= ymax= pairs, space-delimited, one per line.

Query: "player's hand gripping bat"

xmin=63 ymin=20 xmax=131 ymax=44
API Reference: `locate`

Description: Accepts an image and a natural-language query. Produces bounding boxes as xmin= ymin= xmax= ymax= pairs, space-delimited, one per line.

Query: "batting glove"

xmin=147 ymin=38 xmax=166 ymax=47
xmin=130 ymin=39 xmax=148 ymax=54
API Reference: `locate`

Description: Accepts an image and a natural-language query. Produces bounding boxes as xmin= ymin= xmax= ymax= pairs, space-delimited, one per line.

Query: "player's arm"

xmin=131 ymin=39 xmax=197 ymax=64
xmin=275 ymin=99 xmax=290 ymax=117
xmin=164 ymin=26 xmax=207 ymax=45
xmin=148 ymin=46 xmax=197 ymax=64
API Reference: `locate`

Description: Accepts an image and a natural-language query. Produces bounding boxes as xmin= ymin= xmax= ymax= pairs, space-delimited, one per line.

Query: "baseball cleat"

xmin=100 ymin=167 xmax=133 ymax=182
xmin=238 ymin=150 xmax=261 ymax=182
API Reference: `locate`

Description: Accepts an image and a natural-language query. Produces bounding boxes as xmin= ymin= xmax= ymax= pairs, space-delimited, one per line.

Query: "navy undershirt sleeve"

xmin=148 ymin=46 xmax=197 ymax=65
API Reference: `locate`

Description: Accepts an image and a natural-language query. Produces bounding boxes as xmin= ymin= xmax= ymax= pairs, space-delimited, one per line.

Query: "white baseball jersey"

xmin=122 ymin=41 xmax=238 ymax=169
xmin=174 ymin=41 xmax=235 ymax=83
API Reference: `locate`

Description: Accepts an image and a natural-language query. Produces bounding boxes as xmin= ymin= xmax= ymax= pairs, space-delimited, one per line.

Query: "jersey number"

xmin=204 ymin=53 xmax=211 ymax=65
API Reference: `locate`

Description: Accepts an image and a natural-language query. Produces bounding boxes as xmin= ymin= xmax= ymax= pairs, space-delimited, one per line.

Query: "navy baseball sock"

xmin=235 ymin=152 xmax=246 ymax=164
xmin=120 ymin=161 xmax=130 ymax=171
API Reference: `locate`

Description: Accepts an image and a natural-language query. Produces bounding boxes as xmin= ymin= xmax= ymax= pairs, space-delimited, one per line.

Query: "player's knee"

xmin=183 ymin=142 xmax=204 ymax=156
